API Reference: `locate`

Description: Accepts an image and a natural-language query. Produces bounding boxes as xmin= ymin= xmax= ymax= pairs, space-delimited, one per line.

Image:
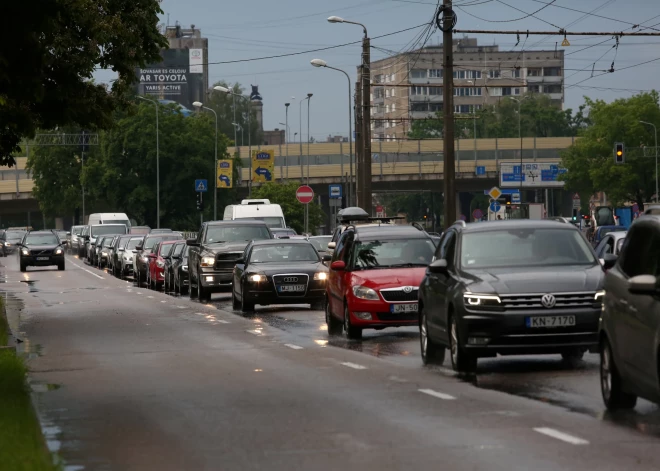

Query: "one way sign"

xmin=195 ymin=179 xmax=208 ymax=192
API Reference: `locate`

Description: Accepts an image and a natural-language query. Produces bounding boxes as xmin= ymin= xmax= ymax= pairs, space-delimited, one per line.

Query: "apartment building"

xmin=369 ymin=37 xmax=565 ymax=141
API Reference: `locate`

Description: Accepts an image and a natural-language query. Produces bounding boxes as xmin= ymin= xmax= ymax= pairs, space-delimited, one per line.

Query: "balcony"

xmin=410 ymin=77 xmax=443 ymax=85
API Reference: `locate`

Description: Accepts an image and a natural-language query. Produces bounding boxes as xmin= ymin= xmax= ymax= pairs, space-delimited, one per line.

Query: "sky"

xmin=96 ymin=0 xmax=660 ymax=140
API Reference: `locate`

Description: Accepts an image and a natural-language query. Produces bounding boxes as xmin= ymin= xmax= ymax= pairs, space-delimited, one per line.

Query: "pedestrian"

xmin=497 ymin=215 xmax=502 ymax=220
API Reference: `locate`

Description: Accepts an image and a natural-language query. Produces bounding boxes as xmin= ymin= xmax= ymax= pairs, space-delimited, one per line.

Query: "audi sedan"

xmin=232 ymin=239 xmax=330 ymax=312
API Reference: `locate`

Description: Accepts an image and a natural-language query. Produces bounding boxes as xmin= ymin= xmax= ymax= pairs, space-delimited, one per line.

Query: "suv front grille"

xmin=499 ymin=292 xmax=598 ymax=311
xmin=380 ymin=288 xmax=418 ymax=302
xmin=214 ymin=252 xmax=243 ymax=271
xmin=30 ymin=249 xmax=53 ymax=256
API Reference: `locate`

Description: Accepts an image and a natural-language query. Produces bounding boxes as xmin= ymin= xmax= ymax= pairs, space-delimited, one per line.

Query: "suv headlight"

xmin=201 ymin=256 xmax=215 ymax=267
xmin=352 ymin=286 xmax=379 ymax=300
xmin=101 ymin=251 xmax=108 ymax=256
xmin=463 ymin=292 xmax=501 ymax=307
xmin=141 ymin=255 xmax=149 ymax=262
xmin=594 ymin=290 xmax=605 ymax=301
xmin=21 ymin=249 xmax=29 ymax=256
xmin=314 ymin=272 xmax=328 ymax=281
xmin=182 ymin=265 xmax=188 ymax=272
xmin=55 ymin=248 xmax=63 ymax=255
xmin=249 ymin=274 xmax=267 ymax=282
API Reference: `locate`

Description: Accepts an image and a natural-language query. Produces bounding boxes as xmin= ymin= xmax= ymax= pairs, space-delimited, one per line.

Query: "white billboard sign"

xmin=189 ymin=49 xmax=203 ymax=73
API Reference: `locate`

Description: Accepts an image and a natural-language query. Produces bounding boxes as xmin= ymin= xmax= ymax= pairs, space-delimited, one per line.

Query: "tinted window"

xmin=144 ymin=236 xmax=179 ymax=251
xmin=205 ymin=225 xmax=271 ymax=243
xmin=182 ymin=246 xmax=190 ymax=257
xmin=24 ymin=234 xmax=59 ymax=245
xmin=351 ymin=238 xmax=435 ymax=269
xmin=460 ymin=228 xmax=596 ymax=269
xmin=126 ymin=238 xmax=143 ymax=250
xmin=91 ymin=225 xmax=127 ymax=236
xmin=6 ymin=231 xmax=26 ymax=240
xmin=160 ymin=244 xmax=174 ymax=257
xmin=103 ymin=238 xmax=114 ymax=247
xmin=249 ymin=244 xmax=319 ymax=263
xmin=172 ymin=243 xmax=185 ymax=257
xmin=596 ymin=207 xmax=615 ymax=226
xmin=620 ymin=225 xmax=655 ymax=277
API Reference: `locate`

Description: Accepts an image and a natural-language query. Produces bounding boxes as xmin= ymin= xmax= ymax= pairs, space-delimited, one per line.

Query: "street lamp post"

xmin=193 ymin=102 xmax=218 ymax=220
xmin=137 ymin=96 xmax=160 ymax=228
xmin=233 ymin=123 xmax=243 ymax=146
xmin=311 ymin=59 xmax=354 ymax=206
xmin=641 ymin=120 xmax=659 ymax=202
xmin=509 ymin=96 xmax=528 ymax=202
xmin=285 ymin=102 xmax=290 ymax=180
xmin=305 ymin=93 xmax=313 ymax=234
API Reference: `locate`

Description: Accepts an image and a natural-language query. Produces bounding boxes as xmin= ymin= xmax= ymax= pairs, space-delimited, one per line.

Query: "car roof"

xmin=206 ymin=220 xmax=269 ymax=226
xmin=455 ymin=219 xmax=578 ymax=233
xmin=251 ymin=239 xmax=312 ymax=246
xmin=26 ymin=231 xmax=58 ymax=236
xmin=159 ymin=240 xmax=182 ymax=245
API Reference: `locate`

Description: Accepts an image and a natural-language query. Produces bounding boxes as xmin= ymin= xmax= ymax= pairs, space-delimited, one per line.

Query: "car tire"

xmin=420 ymin=305 xmax=445 ymax=366
xmin=240 ymin=284 xmax=255 ymax=312
xmin=58 ymin=262 xmax=65 ymax=271
xmin=189 ymin=274 xmax=198 ymax=299
xmin=326 ymin=300 xmax=343 ymax=336
xmin=600 ymin=337 xmax=637 ymax=410
xmin=232 ymin=289 xmax=241 ymax=310
xmin=198 ymin=283 xmax=210 ymax=302
xmin=19 ymin=262 xmax=26 ymax=272
xmin=449 ymin=314 xmax=477 ymax=373
xmin=343 ymin=304 xmax=362 ymax=340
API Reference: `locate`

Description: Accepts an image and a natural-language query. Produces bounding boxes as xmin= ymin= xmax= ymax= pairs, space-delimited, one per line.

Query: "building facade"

xmin=369 ymin=37 xmax=565 ymax=141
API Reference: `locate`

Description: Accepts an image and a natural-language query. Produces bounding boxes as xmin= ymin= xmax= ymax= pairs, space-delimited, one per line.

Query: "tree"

xmin=0 ymin=1 xmax=167 ymax=166
xmin=206 ymin=82 xmax=262 ymax=147
xmin=377 ymin=192 xmax=443 ymax=228
xmin=560 ymin=92 xmax=660 ymax=209
xmin=251 ymin=182 xmax=326 ymax=234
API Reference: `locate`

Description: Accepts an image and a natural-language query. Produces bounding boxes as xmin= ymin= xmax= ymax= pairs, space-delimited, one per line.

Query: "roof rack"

xmin=453 ymin=220 xmax=467 ymax=227
xmin=411 ymin=222 xmax=425 ymax=232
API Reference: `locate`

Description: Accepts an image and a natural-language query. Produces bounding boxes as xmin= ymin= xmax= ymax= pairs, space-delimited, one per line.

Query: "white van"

xmin=223 ymin=199 xmax=286 ymax=229
xmin=87 ymin=212 xmax=131 ymax=228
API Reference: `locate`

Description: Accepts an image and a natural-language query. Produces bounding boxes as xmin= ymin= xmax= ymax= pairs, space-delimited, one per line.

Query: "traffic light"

xmin=572 ymin=208 xmax=578 ymax=221
xmin=614 ymin=142 xmax=625 ymax=164
xmin=196 ymin=192 xmax=204 ymax=211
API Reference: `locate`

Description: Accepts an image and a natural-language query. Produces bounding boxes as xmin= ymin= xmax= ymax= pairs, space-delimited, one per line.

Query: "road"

xmin=1 ymin=253 xmax=660 ymax=470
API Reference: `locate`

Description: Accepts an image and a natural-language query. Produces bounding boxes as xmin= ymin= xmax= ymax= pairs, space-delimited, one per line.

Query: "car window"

xmin=309 ymin=237 xmax=332 ymax=251
xmin=350 ymin=238 xmax=435 ymax=269
xmin=160 ymin=244 xmax=174 ymax=257
xmin=205 ymin=225 xmax=271 ymax=243
xmin=126 ymin=238 xmax=142 ymax=250
xmin=24 ymin=234 xmax=60 ymax=245
xmin=620 ymin=225 xmax=655 ymax=277
xmin=118 ymin=237 xmax=131 ymax=249
xmin=249 ymin=244 xmax=319 ymax=263
xmin=333 ymin=230 xmax=351 ymax=262
xmin=435 ymin=230 xmax=455 ymax=261
xmin=615 ymin=237 xmax=625 ymax=254
xmin=103 ymin=238 xmax=114 ymax=248
xmin=594 ymin=235 xmax=610 ymax=257
xmin=172 ymin=243 xmax=185 ymax=257
xmin=6 ymin=231 xmax=26 ymax=240
xmin=91 ymin=225 xmax=127 ymax=237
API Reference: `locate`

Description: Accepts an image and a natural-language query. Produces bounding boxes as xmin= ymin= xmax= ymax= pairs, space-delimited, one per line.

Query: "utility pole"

xmin=355 ymin=71 xmax=363 ymax=209
xmin=440 ymin=0 xmax=457 ymax=227
xmin=361 ymin=34 xmax=372 ymax=213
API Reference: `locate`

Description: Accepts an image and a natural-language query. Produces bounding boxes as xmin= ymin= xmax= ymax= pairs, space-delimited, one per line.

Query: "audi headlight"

xmin=201 ymin=256 xmax=215 ymax=267
xmin=55 ymin=248 xmax=63 ymax=255
xmin=101 ymin=251 xmax=108 ymax=256
xmin=249 ymin=274 xmax=267 ymax=282
xmin=463 ymin=292 xmax=501 ymax=307
xmin=21 ymin=249 xmax=29 ymax=256
xmin=141 ymin=256 xmax=149 ymax=262
xmin=314 ymin=272 xmax=328 ymax=281
xmin=594 ymin=290 xmax=606 ymax=301
xmin=182 ymin=265 xmax=188 ymax=272
xmin=352 ymin=286 xmax=379 ymax=300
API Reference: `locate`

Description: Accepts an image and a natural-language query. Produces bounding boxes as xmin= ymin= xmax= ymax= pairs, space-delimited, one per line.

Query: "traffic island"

xmin=0 ymin=298 xmax=58 ymax=471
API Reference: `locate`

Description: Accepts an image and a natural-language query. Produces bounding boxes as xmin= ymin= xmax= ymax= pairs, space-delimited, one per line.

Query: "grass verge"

xmin=0 ymin=297 xmax=8 ymax=346
xmin=0 ymin=299 xmax=59 ymax=470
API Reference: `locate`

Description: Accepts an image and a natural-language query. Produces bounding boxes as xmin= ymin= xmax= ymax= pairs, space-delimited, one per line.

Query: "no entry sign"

xmin=296 ymin=185 xmax=314 ymax=204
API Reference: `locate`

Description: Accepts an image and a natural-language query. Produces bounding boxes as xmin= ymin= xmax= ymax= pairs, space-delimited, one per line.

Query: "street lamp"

xmin=215 ymin=85 xmax=253 ymax=195
xmin=299 ymin=94 xmax=312 ymax=183
xmin=311 ymin=58 xmax=354 ymax=206
xmin=232 ymin=122 xmax=243 ymax=147
xmin=640 ymin=120 xmax=659 ymax=202
xmin=509 ymin=96 xmax=529 ymax=202
xmin=137 ymin=96 xmax=160 ymax=228
xmin=193 ymin=101 xmax=218 ymax=220
xmin=327 ymin=16 xmax=368 ymax=37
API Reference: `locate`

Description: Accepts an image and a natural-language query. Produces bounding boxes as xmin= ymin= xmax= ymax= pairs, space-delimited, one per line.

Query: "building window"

xmin=544 ymin=84 xmax=562 ymax=94
xmin=527 ymin=68 xmax=542 ymax=77
xmin=410 ymin=69 xmax=426 ymax=79
xmin=385 ymin=120 xmax=390 ymax=128
xmin=490 ymin=87 xmax=502 ymax=96
xmin=514 ymin=88 xmax=521 ymax=95
xmin=429 ymin=103 xmax=442 ymax=112
xmin=411 ymin=86 xmax=426 ymax=95
xmin=453 ymin=105 xmax=472 ymax=114
xmin=513 ymin=69 xmax=521 ymax=78
xmin=386 ymin=104 xmax=390 ymax=113
xmin=453 ymin=87 xmax=481 ymax=96
xmin=488 ymin=70 xmax=501 ymax=79
xmin=502 ymin=87 xmax=512 ymax=96
xmin=544 ymin=67 xmax=561 ymax=76
xmin=373 ymin=74 xmax=383 ymax=83
xmin=428 ymin=86 xmax=442 ymax=95
xmin=411 ymin=102 xmax=428 ymax=112
xmin=529 ymin=85 xmax=540 ymax=93
xmin=390 ymin=73 xmax=396 ymax=82
xmin=429 ymin=68 xmax=442 ymax=78
xmin=385 ymin=89 xmax=390 ymax=98
xmin=392 ymin=103 xmax=396 ymax=111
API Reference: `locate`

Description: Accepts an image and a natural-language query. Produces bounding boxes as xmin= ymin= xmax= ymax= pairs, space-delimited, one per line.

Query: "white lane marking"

xmin=247 ymin=329 xmax=263 ymax=335
xmin=533 ymin=427 xmax=589 ymax=445
xmin=161 ymin=300 xmax=167 ymax=303
xmin=284 ymin=344 xmax=303 ymax=350
xmin=68 ymin=260 xmax=104 ymax=280
xmin=176 ymin=305 xmax=186 ymax=309
xmin=340 ymin=362 xmax=367 ymax=370
xmin=147 ymin=296 xmax=154 ymax=299
xmin=216 ymin=319 xmax=230 ymax=324
xmin=418 ymin=388 xmax=456 ymax=400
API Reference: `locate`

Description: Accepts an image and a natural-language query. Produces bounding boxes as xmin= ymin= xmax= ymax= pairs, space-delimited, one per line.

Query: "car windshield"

xmin=205 ymin=225 xmax=271 ymax=243
xmin=91 ymin=225 xmax=127 ymax=237
xmin=117 ymin=237 xmax=131 ymax=249
xmin=309 ymin=237 xmax=332 ymax=251
xmin=103 ymin=219 xmax=130 ymax=226
xmin=460 ymin=228 xmax=597 ymax=269
xmin=351 ymin=239 xmax=436 ymax=269
xmin=24 ymin=234 xmax=59 ymax=245
xmin=144 ymin=236 xmax=178 ymax=251
xmin=6 ymin=231 xmax=26 ymax=240
xmin=130 ymin=228 xmax=150 ymax=235
xmin=103 ymin=238 xmax=114 ymax=248
xmin=250 ymin=244 xmax=319 ymax=263
xmin=600 ymin=227 xmax=622 ymax=238
xmin=172 ymin=244 xmax=185 ymax=257
xmin=73 ymin=226 xmax=84 ymax=235
xmin=126 ymin=238 xmax=142 ymax=250
xmin=239 ymin=217 xmax=284 ymax=229
xmin=159 ymin=244 xmax=174 ymax=257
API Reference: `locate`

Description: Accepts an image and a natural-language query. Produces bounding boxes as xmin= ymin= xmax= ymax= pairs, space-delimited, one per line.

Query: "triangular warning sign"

xmin=196 ymin=181 xmax=206 ymax=191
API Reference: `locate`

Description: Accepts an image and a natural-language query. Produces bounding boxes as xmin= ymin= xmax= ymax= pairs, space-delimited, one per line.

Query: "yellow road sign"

xmin=488 ymin=186 xmax=502 ymax=200
xmin=217 ymin=159 xmax=233 ymax=188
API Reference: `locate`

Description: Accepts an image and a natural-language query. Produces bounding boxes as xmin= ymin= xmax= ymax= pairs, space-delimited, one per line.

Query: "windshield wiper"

xmin=387 ymin=263 xmax=429 ymax=268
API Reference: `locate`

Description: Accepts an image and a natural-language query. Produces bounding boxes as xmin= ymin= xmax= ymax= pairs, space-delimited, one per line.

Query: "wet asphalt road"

xmin=2 ymin=253 xmax=660 ymax=470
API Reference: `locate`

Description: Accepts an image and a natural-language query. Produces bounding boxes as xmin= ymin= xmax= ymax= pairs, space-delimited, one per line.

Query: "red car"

xmin=326 ymin=224 xmax=437 ymax=339
xmin=147 ymin=240 xmax=183 ymax=290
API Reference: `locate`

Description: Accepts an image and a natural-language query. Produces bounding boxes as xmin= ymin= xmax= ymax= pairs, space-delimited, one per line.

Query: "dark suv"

xmin=419 ymin=219 xmax=604 ymax=373
xmin=18 ymin=231 xmax=66 ymax=271
xmin=187 ymin=220 xmax=272 ymax=302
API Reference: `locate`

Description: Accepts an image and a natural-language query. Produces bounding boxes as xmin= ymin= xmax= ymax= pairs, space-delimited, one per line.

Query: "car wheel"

xmin=19 ymin=262 xmax=26 ymax=272
xmin=420 ymin=305 xmax=445 ymax=366
xmin=343 ymin=304 xmax=362 ymax=340
xmin=189 ymin=274 xmax=198 ymax=299
xmin=198 ymin=283 xmax=210 ymax=302
xmin=600 ymin=337 xmax=637 ymax=410
xmin=58 ymin=262 xmax=65 ymax=271
xmin=449 ymin=314 xmax=477 ymax=373
xmin=326 ymin=299 xmax=343 ymax=336
xmin=240 ymin=284 xmax=255 ymax=312
xmin=232 ymin=288 xmax=240 ymax=310
xmin=180 ymin=278 xmax=189 ymax=296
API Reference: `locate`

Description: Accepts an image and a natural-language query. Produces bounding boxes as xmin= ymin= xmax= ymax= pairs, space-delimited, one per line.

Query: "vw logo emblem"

xmin=283 ymin=277 xmax=298 ymax=283
xmin=541 ymin=294 xmax=556 ymax=308
xmin=403 ymin=286 xmax=413 ymax=293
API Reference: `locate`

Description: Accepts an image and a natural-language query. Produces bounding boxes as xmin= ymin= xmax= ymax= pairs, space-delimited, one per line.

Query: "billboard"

xmin=135 ymin=48 xmax=205 ymax=109
xmin=217 ymin=159 xmax=233 ymax=188
xmin=251 ymin=150 xmax=274 ymax=183
xmin=499 ymin=161 xmax=567 ymax=188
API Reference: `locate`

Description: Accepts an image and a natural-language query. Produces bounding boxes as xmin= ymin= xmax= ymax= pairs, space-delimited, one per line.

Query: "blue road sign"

xmin=195 ymin=179 xmax=208 ymax=192
xmin=475 ymin=166 xmax=486 ymax=176
xmin=484 ymin=188 xmax=519 ymax=196
xmin=218 ymin=175 xmax=231 ymax=187
xmin=489 ymin=201 xmax=501 ymax=213
xmin=329 ymin=184 xmax=342 ymax=199
xmin=511 ymin=192 xmax=521 ymax=204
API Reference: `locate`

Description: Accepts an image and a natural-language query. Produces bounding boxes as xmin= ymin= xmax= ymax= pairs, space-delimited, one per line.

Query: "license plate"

xmin=36 ymin=257 xmax=49 ymax=261
xmin=278 ymin=285 xmax=306 ymax=292
xmin=390 ymin=303 xmax=418 ymax=313
xmin=526 ymin=315 xmax=576 ymax=328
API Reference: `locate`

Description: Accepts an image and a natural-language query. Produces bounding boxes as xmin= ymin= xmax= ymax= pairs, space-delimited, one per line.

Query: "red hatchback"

xmin=148 ymin=240 xmax=183 ymax=290
xmin=326 ymin=225 xmax=437 ymax=339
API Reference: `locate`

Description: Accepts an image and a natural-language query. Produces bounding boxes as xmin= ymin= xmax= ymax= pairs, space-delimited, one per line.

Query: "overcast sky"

xmin=96 ymin=0 xmax=660 ymax=139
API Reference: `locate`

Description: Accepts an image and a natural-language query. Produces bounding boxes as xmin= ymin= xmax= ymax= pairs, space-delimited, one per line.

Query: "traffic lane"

xmin=6 ymin=257 xmax=660 ymax=470
xmin=205 ymin=293 xmax=660 ymax=438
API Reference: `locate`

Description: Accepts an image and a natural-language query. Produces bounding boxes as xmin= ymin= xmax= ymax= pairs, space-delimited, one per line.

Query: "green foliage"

xmin=206 ymin=82 xmax=262 ymax=146
xmin=409 ymin=94 xmax=587 ymax=139
xmin=378 ymin=192 xmax=443 ymax=229
xmin=560 ymin=92 xmax=660 ymax=208
xmin=0 ymin=0 xmax=167 ymax=166
xmin=251 ymin=182 xmax=326 ymax=234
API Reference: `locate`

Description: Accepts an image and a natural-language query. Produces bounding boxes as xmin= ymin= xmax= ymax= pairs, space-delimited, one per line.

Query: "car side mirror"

xmin=322 ymin=254 xmax=332 ymax=262
xmin=628 ymin=274 xmax=658 ymax=295
xmin=135 ymin=245 xmax=143 ymax=251
xmin=66 ymin=232 xmax=71 ymax=236
xmin=602 ymin=253 xmax=617 ymax=270
xmin=330 ymin=260 xmax=345 ymax=271
xmin=236 ymin=258 xmax=245 ymax=265
xmin=118 ymin=248 xmax=125 ymax=252
xmin=428 ymin=258 xmax=448 ymax=274
xmin=327 ymin=242 xmax=336 ymax=250
xmin=187 ymin=238 xmax=200 ymax=247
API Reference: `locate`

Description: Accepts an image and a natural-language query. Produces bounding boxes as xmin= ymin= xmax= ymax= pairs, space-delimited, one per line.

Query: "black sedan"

xmin=172 ymin=244 xmax=190 ymax=295
xmin=18 ymin=231 xmax=66 ymax=271
xmin=232 ymin=239 xmax=331 ymax=312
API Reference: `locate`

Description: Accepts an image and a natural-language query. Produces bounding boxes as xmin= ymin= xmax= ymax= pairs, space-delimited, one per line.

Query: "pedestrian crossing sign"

xmin=195 ymin=179 xmax=208 ymax=192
